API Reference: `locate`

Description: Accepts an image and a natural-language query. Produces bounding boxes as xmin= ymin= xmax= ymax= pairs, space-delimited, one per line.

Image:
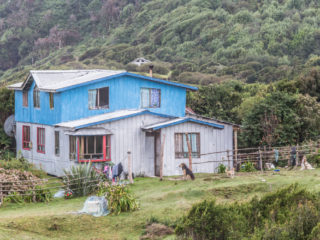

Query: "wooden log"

xmin=185 ymin=133 xmax=193 ymax=171
xmin=159 ymin=133 xmax=166 ymax=181
xmin=127 ymin=150 xmax=133 ymax=184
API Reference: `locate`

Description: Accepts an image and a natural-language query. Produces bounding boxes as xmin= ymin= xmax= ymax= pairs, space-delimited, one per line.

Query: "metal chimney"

xmin=149 ymin=65 xmax=154 ymax=78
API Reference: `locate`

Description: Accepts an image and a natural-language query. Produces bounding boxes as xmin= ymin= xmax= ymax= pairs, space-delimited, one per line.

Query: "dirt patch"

xmin=140 ymin=223 xmax=174 ymax=240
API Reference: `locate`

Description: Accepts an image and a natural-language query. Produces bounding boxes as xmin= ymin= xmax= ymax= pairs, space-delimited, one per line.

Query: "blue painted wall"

xmin=15 ymin=75 xmax=186 ymax=125
xmin=15 ymin=81 xmax=62 ymax=125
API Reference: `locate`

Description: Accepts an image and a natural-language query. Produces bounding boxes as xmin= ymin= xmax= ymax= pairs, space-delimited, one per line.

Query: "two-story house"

xmin=8 ymin=70 xmax=235 ymax=177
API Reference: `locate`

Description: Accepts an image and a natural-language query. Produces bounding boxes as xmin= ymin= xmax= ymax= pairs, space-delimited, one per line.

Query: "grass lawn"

xmin=1 ymin=169 xmax=320 ymax=240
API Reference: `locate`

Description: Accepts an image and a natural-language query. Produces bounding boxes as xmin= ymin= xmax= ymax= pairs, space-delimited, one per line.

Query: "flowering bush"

xmin=64 ymin=190 xmax=73 ymax=199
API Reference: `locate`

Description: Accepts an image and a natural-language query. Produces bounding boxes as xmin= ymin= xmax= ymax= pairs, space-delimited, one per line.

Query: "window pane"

xmin=99 ymin=87 xmax=109 ymax=107
xmin=183 ymin=134 xmax=188 ymax=153
xmin=151 ymin=89 xmax=160 ymax=107
xmin=55 ymin=131 xmax=59 ymax=155
xmin=191 ymin=134 xmax=197 ymax=152
xmin=96 ymin=136 xmax=103 ymax=153
xmin=141 ymin=88 xmax=149 ymax=108
xmin=88 ymin=90 xmax=97 ymax=109
xmin=69 ymin=136 xmax=76 ymax=160
xmin=88 ymin=136 xmax=94 ymax=154
xmin=33 ymin=87 xmax=40 ymax=108
xmin=23 ymin=91 xmax=28 ymax=107
xmin=49 ymin=93 xmax=54 ymax=109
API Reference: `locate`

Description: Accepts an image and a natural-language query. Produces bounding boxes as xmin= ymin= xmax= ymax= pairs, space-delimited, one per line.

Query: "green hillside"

xmin=1 ymin=0 xmax=320 ymax=148
xmin=1 ymin=0 xmax=320 ymax=85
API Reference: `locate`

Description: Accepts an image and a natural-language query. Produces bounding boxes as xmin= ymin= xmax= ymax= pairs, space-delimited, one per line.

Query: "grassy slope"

xmin=1 ymin=169 xmax=320 ymax=239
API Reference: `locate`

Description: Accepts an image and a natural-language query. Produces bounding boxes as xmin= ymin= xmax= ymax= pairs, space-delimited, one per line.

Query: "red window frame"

xmin=77 ymin=135 xmax=111 ymax=163
xmin=22 ymin=126 xmax=30 ymax=150
xmin=37 ymin=127 xmax=45 ymax=154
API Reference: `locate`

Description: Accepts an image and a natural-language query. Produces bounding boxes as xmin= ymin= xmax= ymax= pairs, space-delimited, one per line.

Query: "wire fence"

xmin=0 ymin=173 xmax=103 ymax=202
xmin=193 ymin=141 xmax=320 ymax=171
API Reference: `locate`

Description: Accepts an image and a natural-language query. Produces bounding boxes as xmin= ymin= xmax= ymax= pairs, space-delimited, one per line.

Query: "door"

xmin=154 ymin=131 xmax=161 ymax=176
xmin=145 ymin=132 xmax=155 ymax=176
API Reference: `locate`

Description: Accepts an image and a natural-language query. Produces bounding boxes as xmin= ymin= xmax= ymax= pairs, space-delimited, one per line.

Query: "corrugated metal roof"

xmin=7 ymin=70 xmax=198 ymax=92
xmin=56 ymin=109 xmax=147 ymax=129
xmin=142 ymin=117 xmax=225 ymax=131
xmin=8 ymin=70 xmax=125 ymax=91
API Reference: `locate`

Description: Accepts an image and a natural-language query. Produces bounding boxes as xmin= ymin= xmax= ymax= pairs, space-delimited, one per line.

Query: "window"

xmin=37 ymin=127 xmax=45 ymax=153
xmin=49 ymin=93 xmax=54 ymax=109
xmin=22 ymin=126 xmax=30 ymax=150
xmin=141 ymin=88 xmax=161 ymax=108
xmin=69 ymin=136 xmax=77 ymax=160
xmin=55 ymin=131 xmax=59 ymax=156
xmin=33 ymin=86 xmax=40 ymax=108
xmin=88 ymin=87 xmax=109 ymax=109
xmin=23 ymin=90 xmax=28 ymax=107
xmin=79 ymin=135 xmax=111 ymax=161
xmin=175 ymin=133 xmax=200 ymax=158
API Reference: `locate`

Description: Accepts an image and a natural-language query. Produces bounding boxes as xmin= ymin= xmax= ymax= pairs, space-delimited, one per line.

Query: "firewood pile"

xmin=0 ymin=168 xmax=46 ymax=198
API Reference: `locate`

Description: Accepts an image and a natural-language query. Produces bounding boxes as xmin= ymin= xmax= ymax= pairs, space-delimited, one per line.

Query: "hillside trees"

xmin=188 ymin=81 xmax=320 ymax=147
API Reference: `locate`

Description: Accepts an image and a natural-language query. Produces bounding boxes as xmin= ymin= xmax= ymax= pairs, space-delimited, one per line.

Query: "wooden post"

xmin=0 ymin=181 xmax=3 ymax=207
xmin=227 ymin=150 xmax=230 ymax=169
xmin=127 ymin=150 xmax=133 ymax=184
xmin=234 ymin=128 xmax=238 ymax=169
xmin=259 ymin=147 xmax=263 ymax=172
xmin=185 ymin=133 xmax=193 ymax=171
xmin=296 ymin=144 xmax=299 ymax=166
xmin=159 ymin=134 xmax=166 ymax=181
xmin=287 ymin=147 xmax=290 ymax=167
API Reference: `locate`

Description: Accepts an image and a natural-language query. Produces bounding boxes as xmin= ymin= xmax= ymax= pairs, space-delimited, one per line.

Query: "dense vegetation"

xmin=176 ymin=184 xmax=320 ymax=240
xmin=1 ymin=0 xmax=320 ymax=147
xmin=1 ymin=0 xmax=320 ymax=84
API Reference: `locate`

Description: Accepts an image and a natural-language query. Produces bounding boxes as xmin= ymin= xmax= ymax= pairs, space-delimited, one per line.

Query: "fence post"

xmin=0 ymin=181 xmax=3 ymax=207
xmin=296 ymin=144 xmax=299 ymax=166
xmin=259 ymin=147 xmax=263 ymax=172
xmin=160 ymin=133 xmax=166 ymax=181
xmin=185 ymin=133 xmax=193 ymax=171
xmin=227 ymin=150 xmax=230 ymax=169
xmin=32 ymin=185 xmax=36 ymax=203
xmin=127 ymin=150 xmax=133 ymax=184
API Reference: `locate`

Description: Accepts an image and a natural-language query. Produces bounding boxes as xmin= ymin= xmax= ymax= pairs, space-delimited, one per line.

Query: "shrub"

xmin=240 ymin=162 xmax=256 ymax=172
xmin=5 ymin=187 xmax=52 ymax=204
xmin=79 ymin=48 xmax=100 ymax=61
xmin=98 ymin=182 xmax=139 ymax=215
xmin=307 ymin=149 xmax=320 ymax=167
xmin=63 ymin=163 xmax=102 ymax=197
xmin=216 ymin=164 xmax=226 ymax=173
xmin=176 ymin=184 xmax=320 ymax=240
